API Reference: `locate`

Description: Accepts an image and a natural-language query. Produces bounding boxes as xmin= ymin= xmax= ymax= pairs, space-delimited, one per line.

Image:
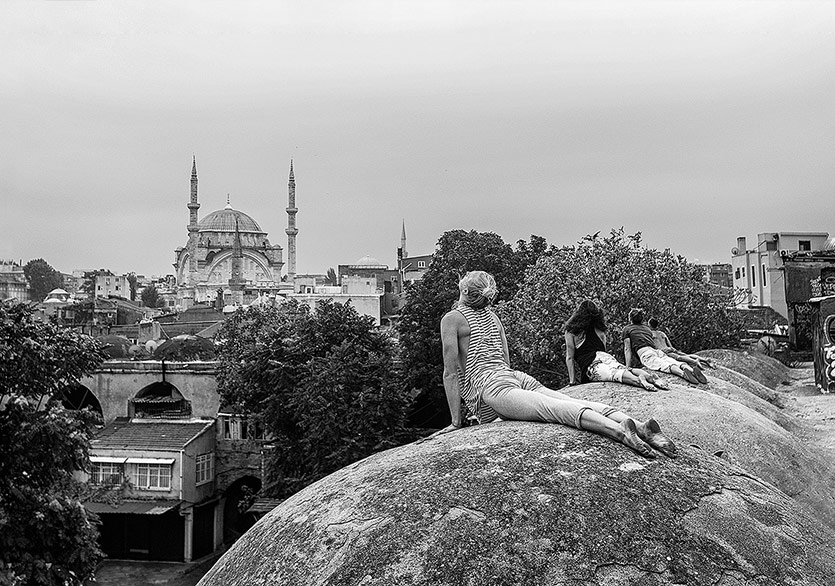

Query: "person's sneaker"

xmin=692 ymin=364 xmax=708 ymax=384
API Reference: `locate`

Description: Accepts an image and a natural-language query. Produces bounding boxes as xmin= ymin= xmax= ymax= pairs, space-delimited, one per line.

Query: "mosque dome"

xmin=198 ymin=208 xmax=264 ymax=234
xmin=352 ymin=255 xmax=386 ymax=268
xmin=823 ymin=236 xmax=835 ymax=251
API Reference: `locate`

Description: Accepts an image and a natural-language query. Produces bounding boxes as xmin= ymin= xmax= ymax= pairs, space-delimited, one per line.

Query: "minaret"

xmin=400 ymin=219 xmax=408 ymax=260
xmin=187 ymin=156 xmax=200 ymax=285
xmin=285 ymin=160 xmax=298 ymax=279
xmin=229 ymin=218 xmax=245 ymax=305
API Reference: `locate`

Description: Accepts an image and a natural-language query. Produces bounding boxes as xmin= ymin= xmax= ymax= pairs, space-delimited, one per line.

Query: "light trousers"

xmin=481 ymin=384 xmax=618 ymax=430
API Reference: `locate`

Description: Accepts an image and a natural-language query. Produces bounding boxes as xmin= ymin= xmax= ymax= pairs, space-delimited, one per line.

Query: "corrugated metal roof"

xmin=246 ymin=498 xmax=284 ymax=515
xmin=85 ymin=500 xmax=181 ymax=515
xmin=91 ymin=419 xmax=214 ymax=451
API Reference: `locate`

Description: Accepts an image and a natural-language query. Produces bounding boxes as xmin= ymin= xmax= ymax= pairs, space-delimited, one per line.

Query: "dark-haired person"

xmin=623 ymin=309 xmax=706 ymax=384
xmin=564 ymin=300 xmax=667 ymax=391
xmin=431 ymin=271 xmax=676 ymax=459
xmin=649 ymin=318 xmax=714 ymax=371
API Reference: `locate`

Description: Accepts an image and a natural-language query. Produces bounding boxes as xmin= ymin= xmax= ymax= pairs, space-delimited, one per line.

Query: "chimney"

xmin=736 ymin=237 xmax=746 ymax=253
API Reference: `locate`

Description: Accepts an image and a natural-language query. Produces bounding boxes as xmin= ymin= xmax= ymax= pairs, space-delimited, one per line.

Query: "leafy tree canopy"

xmin=215 ymin=299 xmax=410 ymax=498
xmin=141 ymin=283 xmax=163 ymax=308
xmin=0 ymin=301 xmax=107 ymax=585
xmin=23 ymin=258 xmax=63 ymax=303
xmin=396 ymin=230 xmax=550 ymax=426
xmin=326 ymin=267 xmax=337 ymax=286
xmin=126 ymin=273 xmax=138 ymax=302
xmin=498 ymin=228 xmax=742 ymax=387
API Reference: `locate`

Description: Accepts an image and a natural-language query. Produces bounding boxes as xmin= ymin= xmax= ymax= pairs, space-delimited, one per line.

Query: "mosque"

xmin=174 ymin=158 xmax=298 ymax=308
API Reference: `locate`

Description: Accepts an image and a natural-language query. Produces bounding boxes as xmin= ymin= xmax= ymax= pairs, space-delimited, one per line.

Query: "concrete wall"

xmin=288 ymin=293 xmax=382 ymax=326
xmin=183 ymin=430 xmax=217 ymax=504
xmin=79 ymin=361 xmax=220 ymax=424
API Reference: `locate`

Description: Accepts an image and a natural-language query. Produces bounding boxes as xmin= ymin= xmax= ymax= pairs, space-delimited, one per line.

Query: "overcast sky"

xmin=2 ymin=1 xmax=833 ymax=277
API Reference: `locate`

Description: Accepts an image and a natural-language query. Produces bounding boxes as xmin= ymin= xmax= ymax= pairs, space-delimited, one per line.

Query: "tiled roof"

xmin=85 ymin=500 xmax=181 ymax=515
xmin=246 ymin=498 xmax=284 ymax=515
xmin=91 ymin=419 xmax=214 ymax=451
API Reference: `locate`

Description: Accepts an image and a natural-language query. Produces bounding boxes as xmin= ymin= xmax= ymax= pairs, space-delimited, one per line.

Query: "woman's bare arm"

xmin=440 ymin=311 xmax=464 ymax=428
xmin=564 ymin=331 xmax=578 ymax=384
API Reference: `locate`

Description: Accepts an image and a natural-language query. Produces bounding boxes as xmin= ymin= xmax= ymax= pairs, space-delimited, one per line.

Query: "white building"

xmin=95 ymin=272 xmax=131 ymax=299
xmin=731 ymin=232 xmax=830 ymax=318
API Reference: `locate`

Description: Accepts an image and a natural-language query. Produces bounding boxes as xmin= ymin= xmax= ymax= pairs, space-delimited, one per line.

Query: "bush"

xmin=0 ymin=301 xmax=106 ymax=585
xmin=215 ymin=300 xmax=409 ymax=498
xmin=498 ymin=229 xmax=742 ymax=388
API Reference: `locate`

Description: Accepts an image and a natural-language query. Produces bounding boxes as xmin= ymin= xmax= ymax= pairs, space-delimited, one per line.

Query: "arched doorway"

xmin=223 ymin=475 xmax=262 ymax=544
xmin=130 ymin=381 xmax=191 ymax=418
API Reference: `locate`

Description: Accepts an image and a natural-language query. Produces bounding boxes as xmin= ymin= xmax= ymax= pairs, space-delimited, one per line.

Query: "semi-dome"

xmin=352 ymin=255 xmax=386 ymax=268
xmin=198 ymin=208 xmax=264 ymax=234
xmin=823 ymin=235 xmax=835 ymax=251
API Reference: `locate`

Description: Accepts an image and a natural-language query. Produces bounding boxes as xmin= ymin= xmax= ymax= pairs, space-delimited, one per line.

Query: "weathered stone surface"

xmin=568 ymin=380 xmax=835 ymax=530
xmin=199 ymin=420 xmax=835 ymax=586
xmin=698 ymin=349 xmax=791 ymax=390
xmin=701 ymin=364 xmax=787 ymax=411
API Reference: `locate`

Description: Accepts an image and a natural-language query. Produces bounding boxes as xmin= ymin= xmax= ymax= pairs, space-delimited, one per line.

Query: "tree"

xmin=326 ymin=267 xmax=338 ymax=286
xmin=141 ymin=283 xmax=163 ymax=308
xmin=80 ymin=270 xmax=98 ymax=298
xmin=396 ymin=230 xmax=549 ymax=426
xmin=215 ymin=300 xmax=410 ymax=498
xmin=23 ymin=259 xmax=62 ymax=303
xmin=126 ymin=273 xmax=137 ymax=302
xmin=498 ymin=228 xmax=743 ymax=388
xmin=0 ymin=300 xmax=107 ymax=586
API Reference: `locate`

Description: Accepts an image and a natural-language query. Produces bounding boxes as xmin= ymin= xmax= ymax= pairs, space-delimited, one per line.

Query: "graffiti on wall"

xmin=810 ymin=274 xmax=835 ymax=298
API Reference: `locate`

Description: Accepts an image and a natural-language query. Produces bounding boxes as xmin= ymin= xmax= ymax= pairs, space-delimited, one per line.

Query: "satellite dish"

xmin=731 ymin=247 xmax=739 ymax=255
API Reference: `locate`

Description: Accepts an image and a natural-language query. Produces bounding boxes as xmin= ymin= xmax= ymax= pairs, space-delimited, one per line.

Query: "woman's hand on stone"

xmin=416 ymin=424 xmax=461 ymax=444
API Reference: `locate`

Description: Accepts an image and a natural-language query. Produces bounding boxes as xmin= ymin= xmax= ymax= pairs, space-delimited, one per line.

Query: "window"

xmin=762 ymin=264 xmax=767 ymax=286
xmin=134 ymin=464 xmax=172 ymax=490
xmin=195 ymin=453 xmax=214 ymax=486
xmin=734 ymin=268 xmax=740 ymax=280
xmin=741 ymin=267 xmax=745 ymax=277
xmin=799 ymin=240 xmax=811 ymax=251
xmin=90 ymin=462 xmax=123 ymax=486
xmin=751 ymin=266 xmax=756 ymax=287
xmin=221 ymin=415 xmax=265 ymax=440
xmin=417 ymin=261 xmax=426 ymax=268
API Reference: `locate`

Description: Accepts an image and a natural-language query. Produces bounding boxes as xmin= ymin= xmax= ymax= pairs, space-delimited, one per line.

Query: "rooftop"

xmin=91 ymin=418 xmax=214 ymax=451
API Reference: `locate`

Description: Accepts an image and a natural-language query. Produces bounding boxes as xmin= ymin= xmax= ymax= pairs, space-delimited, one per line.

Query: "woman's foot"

xmin=680 ymin=365 xmax=700 ymax=384
xmin=637 ymin=418 xmax=677 ymax=457
xmin=619 ymin=419 xmax=656 ymax=458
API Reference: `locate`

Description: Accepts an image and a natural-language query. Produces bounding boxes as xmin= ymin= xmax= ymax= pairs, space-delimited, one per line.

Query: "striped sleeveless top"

xmin=456 ymin=304 xmax=507 ymax=423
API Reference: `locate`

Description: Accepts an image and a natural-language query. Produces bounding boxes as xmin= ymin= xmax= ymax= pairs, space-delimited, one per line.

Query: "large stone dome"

xmin=352 ymin=255 xmax=386 ymax=268
xmin=199 ymin=419 xmax=835 ymax=586
xmin=198 ymin=208 xmax=264 ymax=234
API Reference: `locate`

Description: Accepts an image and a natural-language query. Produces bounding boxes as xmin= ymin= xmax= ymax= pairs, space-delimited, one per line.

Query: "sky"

xmin=2 ymin=1 xmax=834 ymax=278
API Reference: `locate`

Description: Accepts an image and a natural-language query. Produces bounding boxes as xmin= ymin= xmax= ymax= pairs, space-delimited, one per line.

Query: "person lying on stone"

xmin=564 ymin=299 xmax=668 ymax=391
xmin=623 ymin=308 xmax=707 ymax=384
xmin=649 ymin=317 xmax=714 ymax=370
xmin=428 ymin=271 xmax=676 ymax=459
